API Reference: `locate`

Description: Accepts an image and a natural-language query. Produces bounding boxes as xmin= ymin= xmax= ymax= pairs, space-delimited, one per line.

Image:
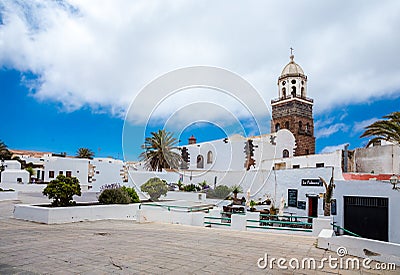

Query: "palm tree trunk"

xmin=324 ymin=202 xmax=331 ymax=216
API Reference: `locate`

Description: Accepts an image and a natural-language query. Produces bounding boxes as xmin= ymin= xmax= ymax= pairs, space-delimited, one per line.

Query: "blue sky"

xmin=1 ymin=1 xmax=399 ymax=160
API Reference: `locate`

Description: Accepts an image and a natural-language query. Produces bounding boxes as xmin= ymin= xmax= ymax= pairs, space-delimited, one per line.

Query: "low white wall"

xmin=0 ymin=183 xmax=46 ymax=192
xmin=137 ymin=208 xmax=205 ymax=226
xmin=164 ymin=191 xmax=207 ymax=202
xmin=0 ymin=191 xmax=18 ymax=201
xmin=318 ymin=235 xmax=400 ymax=266
xmin=312 ymin=216 xmax=333 ymax=236
xmin=14 ymin=203 xmax=141 ymax=224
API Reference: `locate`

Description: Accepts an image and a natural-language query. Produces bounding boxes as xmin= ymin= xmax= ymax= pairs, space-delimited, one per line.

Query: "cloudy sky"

xmin=1 ymin=0 xmax=399 ymax=160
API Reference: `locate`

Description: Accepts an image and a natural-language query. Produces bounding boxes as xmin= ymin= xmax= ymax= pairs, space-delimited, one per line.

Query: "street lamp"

xmin=0 ymin=158 xmax=4 ymax=183
xmin=389 ymin=175 xmax=399 ymax=190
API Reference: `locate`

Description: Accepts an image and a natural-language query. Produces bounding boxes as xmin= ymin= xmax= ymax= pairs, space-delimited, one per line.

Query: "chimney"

xmin=188 ymin=135 xmax=197 ymax=145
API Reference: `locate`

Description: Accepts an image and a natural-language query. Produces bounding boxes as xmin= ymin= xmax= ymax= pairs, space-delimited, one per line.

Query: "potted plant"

xmin=264 ymin=194 xmax=272 ymax=205
xmin=269 ymin=205 xmax=277 ymax=215
xmin=177 ymin=180 xmax=184 ymax=191
xmin=250 ymin=200 xmax=257 ymax=212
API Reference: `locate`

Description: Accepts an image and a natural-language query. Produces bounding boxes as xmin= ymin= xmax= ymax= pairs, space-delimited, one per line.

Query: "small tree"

xmin=141 ymin=177 xmax=168 ymax=201
xmin=43 ymin=175 xmax=81 ymax=207
xmin=25 ymin=167 xmax=35 ymax=179
xmin=0 ymin=140 xmax=12 ymax=160
xmin=320 ymin=176 xmax=335 ymax=216
xmin=207 ymin=185 xmax=231 ymax=199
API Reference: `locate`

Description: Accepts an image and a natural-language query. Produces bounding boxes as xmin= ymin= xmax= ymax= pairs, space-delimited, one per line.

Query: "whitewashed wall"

xmin=3 ymin=160 xmax=22 ymax=170
xmin=183 ymin=129 xmax=296 ymax=172
xmin=43 ymin=157 xmax=89 ymax=185
xmin=261 ymin=150 xmax=344 ymax=179
xmin=354 ymin=144 xmax=400 ymax=174
xmin=89 ymin=158 xmax=125 ymax=191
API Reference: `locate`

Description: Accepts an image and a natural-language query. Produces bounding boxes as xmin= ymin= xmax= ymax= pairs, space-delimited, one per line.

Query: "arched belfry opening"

xmin=197 ymin=155 xmax=204 ymax=168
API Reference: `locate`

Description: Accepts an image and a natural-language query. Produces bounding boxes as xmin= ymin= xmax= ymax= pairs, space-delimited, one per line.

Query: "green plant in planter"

xmin=269 ymin=206 xmax=277 ymax=215
xmin=140 ymin=177 xmax=168 ymax=201
xmin=98 ymin=188 xmax=131 ymax=204
xmin=43 ymin=175 xmax=81 ymax=207
xmin=177 ymin=180 xmax=184 ymax=191
xmin=183 ymin=183 xmax=200 ymax=192
xmin=198 ymin=180 xmax=209 ymax=190
xmin=250 ymin=200 xmax=257 ymax=211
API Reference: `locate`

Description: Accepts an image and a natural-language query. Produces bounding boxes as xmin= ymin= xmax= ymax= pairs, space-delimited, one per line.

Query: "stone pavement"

xmin=0 ymin=193 xmax=397 ymax=274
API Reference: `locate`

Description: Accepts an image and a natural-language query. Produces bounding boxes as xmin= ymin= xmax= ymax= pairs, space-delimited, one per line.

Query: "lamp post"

xmin=0 ymin=158 xmax=5 ymax=183
xmin=389 ymin=174 xmax=399 ymax=191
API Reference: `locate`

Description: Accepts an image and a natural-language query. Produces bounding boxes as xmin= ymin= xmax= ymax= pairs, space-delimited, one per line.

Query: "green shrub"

xmin=43 ymin=175 xmax=81 ymax=207
xmin=121 ymin=186 xmax=140 ymax=203
xmin=207 ymin=185 xmax=231 ymax=199
xmin=140 ymin=177 xmax=168 ymax=201
xmin=98 ymin=188 xmax=131 ymax=204
xmin=183 ymin=183 xmax=200 ymax=192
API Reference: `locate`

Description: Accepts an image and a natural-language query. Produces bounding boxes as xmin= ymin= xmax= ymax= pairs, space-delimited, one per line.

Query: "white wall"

xmin=354 ymin=145 xmax=400 ymax=174
xmin=43 ymin=157 xmax=89 ymax=185
xmin=3 ymin=160 xmax=21 ymax=170
xmin=89 ymin=158 xmax=125 ymax=191
xmin=261 ymin=150 xmax=343 ymax=180
xmin=182 ymin=130 xmax=296 ymax=172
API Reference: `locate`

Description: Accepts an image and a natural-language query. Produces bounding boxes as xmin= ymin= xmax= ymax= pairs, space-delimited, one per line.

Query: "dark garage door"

xmin=344 ymin=196 xmax=388 ymax=242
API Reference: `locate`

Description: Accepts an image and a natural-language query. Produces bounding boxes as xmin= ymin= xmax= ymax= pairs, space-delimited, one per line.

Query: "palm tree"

xmin=139 ymin=129 xmax=181 ymax=172
xmin=231 ymin=185 xmax=243 ymax=200
xmin=0 ymin=140 xmax=12 ymax=160
xmin=76 ymin=148 xmax=95 ymax=159
xmin=360 ymin=111 xmax=400 ymax=147
xmin=319 ymin=176 xmax=335 ymax=216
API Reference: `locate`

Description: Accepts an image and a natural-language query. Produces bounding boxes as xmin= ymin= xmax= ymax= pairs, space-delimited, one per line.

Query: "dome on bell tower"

xmin=280 ymin=54 xmax=305 ymax=77
xmin=276 ymin=53 xmax=308 ymax=100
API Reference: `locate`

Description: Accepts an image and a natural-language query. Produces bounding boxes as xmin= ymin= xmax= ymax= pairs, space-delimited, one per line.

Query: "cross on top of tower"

xmin=290 ymin=47 xmax=294 ymax=61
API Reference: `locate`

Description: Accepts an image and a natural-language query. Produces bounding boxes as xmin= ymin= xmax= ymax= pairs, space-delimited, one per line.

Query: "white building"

xmin=0 ymin=160 xmax=30 ymax=184
xmin=89 ymin=158 xmax=127 ymax=191
xmin=182 ymin=129 xmax=296 ymax=172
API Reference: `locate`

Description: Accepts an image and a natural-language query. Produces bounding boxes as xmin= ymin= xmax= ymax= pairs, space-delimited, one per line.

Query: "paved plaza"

xmin=0 ymin=193 xmax=397 ymax=274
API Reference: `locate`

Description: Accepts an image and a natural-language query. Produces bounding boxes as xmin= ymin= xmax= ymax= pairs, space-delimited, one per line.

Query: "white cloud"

xmin=1 ymin=1 xmax=400 ymax=125
xmin=315 ymin=123 xmax=348 ymax=139
xmin=353 ymin=117 xmax=378 ymax=133
xmin=320 ymin=143 xmax=349 ymax=154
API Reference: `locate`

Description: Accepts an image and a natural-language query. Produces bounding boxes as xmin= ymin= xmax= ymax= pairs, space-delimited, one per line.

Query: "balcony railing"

xmin=271 ymin=94 xmax=314 ymax=104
